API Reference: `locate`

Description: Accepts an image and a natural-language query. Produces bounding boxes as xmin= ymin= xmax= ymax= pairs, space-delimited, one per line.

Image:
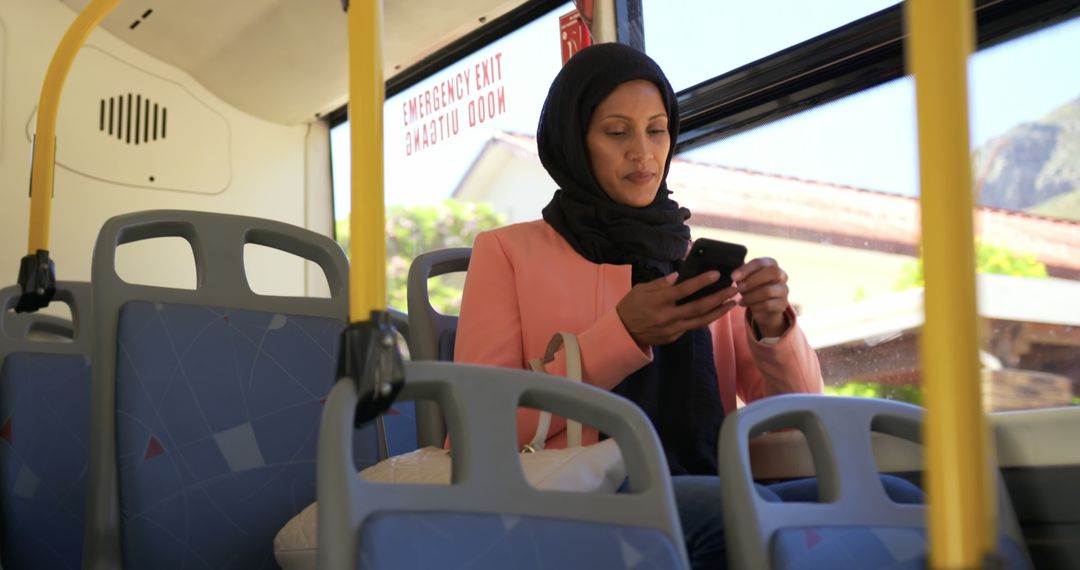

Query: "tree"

xmin=894 ymin=239 xmax=1048 ymax=290
xmin=334 ymin=200 xmax=505 ymax=314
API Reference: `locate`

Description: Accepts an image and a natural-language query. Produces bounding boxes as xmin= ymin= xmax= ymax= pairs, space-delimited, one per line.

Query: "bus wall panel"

xmin=23 ymin=46 xmax=231 ymax=195
xmin=0 ymin=1 xmax=312 ymax=296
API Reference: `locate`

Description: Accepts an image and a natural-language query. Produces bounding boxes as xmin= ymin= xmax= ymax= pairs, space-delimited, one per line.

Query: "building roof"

xmin=461 ymin=131 xmax=1080 ymax=278
xmin=799 ymin=272 xmax=1080 ymax=349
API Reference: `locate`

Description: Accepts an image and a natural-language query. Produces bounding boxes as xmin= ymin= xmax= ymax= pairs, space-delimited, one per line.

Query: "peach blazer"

xmin=454 ymin=220 xmax=823 ymax=450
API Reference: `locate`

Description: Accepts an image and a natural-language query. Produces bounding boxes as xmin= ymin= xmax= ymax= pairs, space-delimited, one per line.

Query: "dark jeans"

xmin=672 ymin=474 xmax=925 ymax=570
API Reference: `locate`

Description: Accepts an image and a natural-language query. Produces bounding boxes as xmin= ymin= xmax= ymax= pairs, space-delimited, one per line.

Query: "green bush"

xmin=335 ymin=200 xmax=505 ymax=314
xmin=895 ymin=240 xmax=1048 ymax=290
xmin=824 ymin=381 xmax=923 ymax=406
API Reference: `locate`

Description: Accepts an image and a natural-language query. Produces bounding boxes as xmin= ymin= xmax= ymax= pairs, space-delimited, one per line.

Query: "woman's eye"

xmin=606 ymin=131 xmax=627 ymax=137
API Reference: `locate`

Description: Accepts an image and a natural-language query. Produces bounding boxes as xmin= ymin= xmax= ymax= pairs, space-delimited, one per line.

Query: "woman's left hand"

xmin=731 ymin=258 xmax=790 ymax=338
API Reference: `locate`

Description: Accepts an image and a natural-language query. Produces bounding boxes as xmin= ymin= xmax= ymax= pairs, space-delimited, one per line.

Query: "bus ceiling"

xmin=57 ymin=0 xmax=531 ymax=125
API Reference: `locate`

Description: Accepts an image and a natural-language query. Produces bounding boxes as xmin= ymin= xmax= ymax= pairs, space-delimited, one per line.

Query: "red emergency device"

xmin=559 ymin=9 xmax=592 ymax=65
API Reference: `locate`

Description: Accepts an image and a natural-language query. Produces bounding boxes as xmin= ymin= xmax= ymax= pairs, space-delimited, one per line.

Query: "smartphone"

xmin=675 ymin=238 xmax=747 ymax=305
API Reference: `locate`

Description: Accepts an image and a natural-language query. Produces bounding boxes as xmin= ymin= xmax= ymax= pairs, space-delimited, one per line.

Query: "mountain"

xmin=974 ymin=97 xmax=1080 ymax=220
xmin=1027 ymin=188 xmax=1080 ymax=221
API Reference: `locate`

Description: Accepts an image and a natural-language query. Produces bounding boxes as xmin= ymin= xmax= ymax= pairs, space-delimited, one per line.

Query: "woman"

xmin=454 ymin=43 xmax=916 ymax=568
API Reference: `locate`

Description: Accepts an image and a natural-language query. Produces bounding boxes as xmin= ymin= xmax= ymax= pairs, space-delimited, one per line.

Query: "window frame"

xmin=329 ymin=0 xmax=1080 ymax=149
xmin=674 ymin=0 xmax=1080 ymax=152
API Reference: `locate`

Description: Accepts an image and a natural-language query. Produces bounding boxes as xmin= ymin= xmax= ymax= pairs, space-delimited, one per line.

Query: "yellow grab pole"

xmin=906 ymin=0 xmax=997 ymax=567
xmin=27 ymin=0 xmax=120 ymax=254
xmin=347 ymin=0 xmax=387 ymax=321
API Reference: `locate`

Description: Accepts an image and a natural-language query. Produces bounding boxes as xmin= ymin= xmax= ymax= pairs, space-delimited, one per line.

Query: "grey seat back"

xmin=318 ymin=361 xmax=691 ymax=570
xmin=718 ymin=394 xmax=1033 ymax=569
xmin=2 ymin=304 xmax=76 ymax=341
xmin=0 ymin=282 xmax=92 ymax=569
xmin=83 ymin=210 xmax=380 ymax=569
xmin=405 ymin=247 xmax=470 ymax=449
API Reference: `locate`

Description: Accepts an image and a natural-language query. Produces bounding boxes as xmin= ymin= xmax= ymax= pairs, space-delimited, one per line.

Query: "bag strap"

xmin=526 ymin=331 xmax=582 ymax=450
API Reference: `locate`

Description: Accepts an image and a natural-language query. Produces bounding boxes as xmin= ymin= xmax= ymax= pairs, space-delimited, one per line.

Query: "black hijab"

xmin=536 ymin=43 xmax=723 ymax=476
xmin=538 ymin=43 xmax=690 ymax=280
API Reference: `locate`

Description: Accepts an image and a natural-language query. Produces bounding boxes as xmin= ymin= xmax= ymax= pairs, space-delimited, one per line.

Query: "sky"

xmin=332 ymin=3 xmax=1080 ymax=220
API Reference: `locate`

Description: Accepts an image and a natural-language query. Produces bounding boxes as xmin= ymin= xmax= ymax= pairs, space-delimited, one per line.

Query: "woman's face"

xmin=585 ymin=79 xmax=671 ymax=208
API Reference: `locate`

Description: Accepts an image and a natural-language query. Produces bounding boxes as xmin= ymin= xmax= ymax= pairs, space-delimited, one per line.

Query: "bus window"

xmin=331 ymin=3 xmax=572 ymax=313
xmin=642 ymin=0 xmax=899 ymax=91
xmin=674 ymin=16 xmax=1080 ymax=411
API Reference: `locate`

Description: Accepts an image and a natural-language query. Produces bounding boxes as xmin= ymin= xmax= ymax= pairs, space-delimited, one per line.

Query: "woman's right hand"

xmin=616 ymin=271 xmax=739 ymax=346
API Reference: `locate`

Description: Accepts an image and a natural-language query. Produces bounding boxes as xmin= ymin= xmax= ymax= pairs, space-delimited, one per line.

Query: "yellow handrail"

xmin=27 ymin=0 xmax=120 ymax=255
xmin=347 ymin=0 xmax=387 ymax=321
xmin=906 ymin=0 xmax=997 ymax=567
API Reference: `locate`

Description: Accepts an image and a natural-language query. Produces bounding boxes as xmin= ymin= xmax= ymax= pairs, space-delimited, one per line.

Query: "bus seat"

xmin=402 ymin=247 xmax=471 ymax=450
xmin=718 ymin=395 xmax=1033 ymax=569
xmin=317 ymin=360 xmax=691 ymax=570
xmin=82 ymin=210 xmax=380 ymax=570
xmin=406 ymin=247 xmax=470 ymax=363
xmin=386 ymin=307 xmax=411 ymax=356
xmin=374 ymin=308 xmax=414 ymax=459
xmin=2 ymin=308 xmax=75 ymax=341
xmin=0 ymin=282 xmax=92 ymax=570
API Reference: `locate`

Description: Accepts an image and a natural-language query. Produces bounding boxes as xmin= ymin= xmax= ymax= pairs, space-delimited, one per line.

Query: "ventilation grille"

xmin=99 ymin=94 xmax=167 ymax=145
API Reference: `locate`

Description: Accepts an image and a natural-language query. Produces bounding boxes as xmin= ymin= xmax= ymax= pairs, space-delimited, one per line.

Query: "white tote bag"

xmin=358 ymin=331 xmax=625 ymax=492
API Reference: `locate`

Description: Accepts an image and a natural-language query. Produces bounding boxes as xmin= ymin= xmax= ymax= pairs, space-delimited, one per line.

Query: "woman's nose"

xmin=626 ymin=135 xmax=653 ymax=161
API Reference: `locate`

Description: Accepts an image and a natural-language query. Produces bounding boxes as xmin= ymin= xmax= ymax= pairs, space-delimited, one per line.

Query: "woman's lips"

xmin=624 ymin=171 xmax=655 ymax=184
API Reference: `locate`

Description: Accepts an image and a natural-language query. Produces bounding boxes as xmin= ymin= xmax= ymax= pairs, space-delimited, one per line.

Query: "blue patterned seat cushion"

xmin=771 ymin=526 xmax=1031 ymax=570
xmin=359 ymin=511 xmax=682 ymax=569
xmin=0 ymin=352 xmax=91 ymax=570
xmin=115 ymin=301 xmax=380 ymax=569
